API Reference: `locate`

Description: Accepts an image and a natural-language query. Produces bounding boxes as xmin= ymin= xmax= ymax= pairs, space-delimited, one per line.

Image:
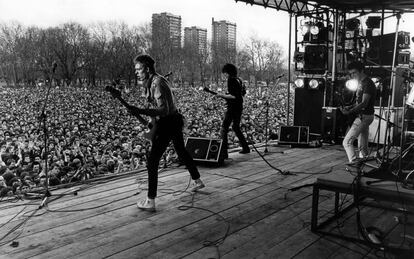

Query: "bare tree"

xmin=0 ymin=22 xmax=24 ymax=85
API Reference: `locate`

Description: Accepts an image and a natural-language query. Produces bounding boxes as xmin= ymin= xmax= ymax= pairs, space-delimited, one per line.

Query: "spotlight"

xmin=309 ymin=79 xmax=320 ymax=89
xmin=371 ymin=77 xmax=381 ymax=88
xmin=300 ymin=24 xmax=310 ymax=35
xmin=310 ymin=25 xmax=319 ymax=35
xmin=345 ymin=79 xmax=359 ymax=91
xmin=294 ymin=78 xmax=305 ymax=88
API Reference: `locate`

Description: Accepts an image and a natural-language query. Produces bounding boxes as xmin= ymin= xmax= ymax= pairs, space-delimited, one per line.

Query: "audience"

xmin=0 ymin=82 xmax=289 ymax=196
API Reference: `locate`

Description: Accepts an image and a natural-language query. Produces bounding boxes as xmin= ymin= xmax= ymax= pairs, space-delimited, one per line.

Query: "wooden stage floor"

xmin=1 ymin=144 xmax=413 ymax=259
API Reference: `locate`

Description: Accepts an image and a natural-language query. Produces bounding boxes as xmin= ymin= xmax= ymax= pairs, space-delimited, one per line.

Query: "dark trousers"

xmin=220 ymin=107 xmax=249 ymax=153
xmin=147 ymin=113 xmax=200 ymax=199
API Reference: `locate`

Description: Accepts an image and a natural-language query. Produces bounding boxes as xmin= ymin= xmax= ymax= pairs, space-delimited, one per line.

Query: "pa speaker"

xmin=294 ymin=87 xmax=324 ymax=134
xmin=304 ymin=45 xmax=328 ymax=73
xmin=185 ymin=137 xmax=225 ymax=165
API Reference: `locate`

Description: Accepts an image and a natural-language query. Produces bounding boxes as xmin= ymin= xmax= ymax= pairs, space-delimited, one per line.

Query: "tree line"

xmin=0 ymin=21 xmax=286 ymax=88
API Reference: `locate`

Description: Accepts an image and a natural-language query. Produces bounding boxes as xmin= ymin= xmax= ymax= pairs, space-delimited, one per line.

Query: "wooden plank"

xmin=1 ymin=145 xmax=402 ymax=259
xmin=2 ymin=173 xmax=265 ymax=258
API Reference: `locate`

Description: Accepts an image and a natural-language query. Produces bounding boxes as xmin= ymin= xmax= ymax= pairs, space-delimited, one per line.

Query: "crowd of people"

xmin=0 ymin=81 xmax=290 ymax=197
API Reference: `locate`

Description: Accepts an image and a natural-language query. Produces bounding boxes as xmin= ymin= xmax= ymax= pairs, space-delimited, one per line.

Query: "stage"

xmin=0 ymin=143 xmax=413 ymax=259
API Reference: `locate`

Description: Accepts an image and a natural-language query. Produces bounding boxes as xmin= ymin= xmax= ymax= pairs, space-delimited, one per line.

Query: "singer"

xmin=109 ymin=54 xmax=205 ymax=211
xmin=215 ymin=63 xmax=250 ymax=156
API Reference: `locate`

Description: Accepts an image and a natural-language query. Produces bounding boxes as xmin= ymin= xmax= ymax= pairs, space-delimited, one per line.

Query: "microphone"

xmin=276 ymin=74 xmax=285 ymax=79
xmin=52 ymin=62 xmax=57 ymax=74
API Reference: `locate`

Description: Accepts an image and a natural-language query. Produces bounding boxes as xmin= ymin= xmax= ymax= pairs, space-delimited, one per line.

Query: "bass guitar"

xmin=202 ymin=86 xmax=218 ymax=96
xmin=105 ymin=85 xmax=156 ymax=142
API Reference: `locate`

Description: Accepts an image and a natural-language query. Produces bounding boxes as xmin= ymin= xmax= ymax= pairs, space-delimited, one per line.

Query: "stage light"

xmin=345 ymin=79 xmax=359 ymax=91
xmin=310 ymin=25 xmax=319 ymax=35
xmin=300 ymin=24 xmax=310 ymax=35
xmin=371 ymin=77 xmax=381 ymax=88
xmin=294 ymin=78 xmax=305 ymax=88
xmin=309 ymin=79 xmax=320 ymax=89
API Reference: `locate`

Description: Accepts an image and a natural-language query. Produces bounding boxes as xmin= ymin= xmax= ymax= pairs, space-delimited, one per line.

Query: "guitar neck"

xmin=116 ymin=96 xmax=149 ymax=126
xmin=203 ymin=87 xmax=217 ymax=95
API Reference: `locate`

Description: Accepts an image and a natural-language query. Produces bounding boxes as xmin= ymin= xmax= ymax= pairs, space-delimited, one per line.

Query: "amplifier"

xmin=185 ymin=137 xmax=225 ymax=164
xmin=278 ymin=126 xmax=309 ymax=144
xmin=371 ymin=31 xmax=410 ymax=50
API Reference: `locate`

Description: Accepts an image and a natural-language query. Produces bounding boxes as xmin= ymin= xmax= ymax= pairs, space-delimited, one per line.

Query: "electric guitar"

xmin=202 ymin=86 xmax=218 ymax=96
xmin=105 ymin=85 xmax=156 ymax=142
xmin=336 ymin=90 xmax=357 ymax=127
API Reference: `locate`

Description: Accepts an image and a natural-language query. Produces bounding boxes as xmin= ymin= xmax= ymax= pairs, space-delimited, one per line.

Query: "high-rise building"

xmin=211 ymin=18 xmax=237 ymax=51
xmin=184 ymin=26 xmax=207 ymax=54
xmin=152 ymin=12 xmax=182 ymax=49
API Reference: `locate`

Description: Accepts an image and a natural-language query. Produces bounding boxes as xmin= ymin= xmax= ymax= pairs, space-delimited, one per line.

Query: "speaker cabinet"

xmin=185 ymin=137 xmax=225 ymax=164
xmin=304 ymin=45 xmax=328 ymax=73
xmin=321 ymin=107 xmax=348 ymax=143
xmin=371 ymin=31 xmax=410 ymax=50
xmin=368 ymin=107 xmax=403 ymax=145
xmin=294 ymin=87 xmax=324 ymax=134
xmin=278 ymin=126 xmax=309 ymax=144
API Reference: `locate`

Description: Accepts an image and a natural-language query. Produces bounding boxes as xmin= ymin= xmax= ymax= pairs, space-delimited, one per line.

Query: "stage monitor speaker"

xmin=278 ymin=126 xmax=309 ymax=144
xmin=368 ymin=107 xmax=403 ymax=145
xmin=321 ymin=107 xmax=348 ymax=143
xmin=294 ymin=87 xmax=324 ymax=134
xmin=185 ymin=137 xmax=225 ymax=164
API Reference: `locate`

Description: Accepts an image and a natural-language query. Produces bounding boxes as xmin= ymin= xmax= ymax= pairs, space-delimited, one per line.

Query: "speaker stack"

xmin=293 ymin=87 xmax=324 ymax=135
xmin=367 ymin=31 xmax=410 ymax=67
xmin=185 ymin=137 xmax=226 ymax=165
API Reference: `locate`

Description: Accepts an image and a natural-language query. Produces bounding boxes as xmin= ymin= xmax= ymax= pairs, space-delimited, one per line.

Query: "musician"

xmin=112 ymin=54 xmax=205 ymax=211
xmin=216 ymin=63 xmax=250 ymax=156
xmin=341 ymin=61 xmax=376 ymax=164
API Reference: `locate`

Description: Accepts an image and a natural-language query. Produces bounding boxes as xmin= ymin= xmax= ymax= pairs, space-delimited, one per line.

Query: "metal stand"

xmin=38 ymin=63 xmax=56 ymax=208
xmin=264 ymin=99 xmax=270 ymax=153
xmin=37 ymin=63 xmax=78 ymax=208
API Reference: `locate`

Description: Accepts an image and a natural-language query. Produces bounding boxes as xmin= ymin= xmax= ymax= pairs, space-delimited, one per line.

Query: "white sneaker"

xmin=137 ymin=198 xmax=156 ymax=212
xmin=191 ymin=179 xmax=205 ymax=192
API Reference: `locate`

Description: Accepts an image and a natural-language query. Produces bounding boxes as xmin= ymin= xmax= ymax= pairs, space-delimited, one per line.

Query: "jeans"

xmin=147 ymin=113 xmax=200 ymax=199
xmin=220 ymin=107 xmax=249 ymax=153
xmin=342 ymin=114 xmax=374 ymax=162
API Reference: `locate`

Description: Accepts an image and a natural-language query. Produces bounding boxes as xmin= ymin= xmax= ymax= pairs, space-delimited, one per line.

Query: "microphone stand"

xmin=264 ymin=99 xmax=269 ymax=153
xmin=263 ymin=76 xmax=284 ymax=153
xmin=38 ymin=63 xmax=57 ymax=208
xmin=38 ymin=63 xmax=60 ymax=207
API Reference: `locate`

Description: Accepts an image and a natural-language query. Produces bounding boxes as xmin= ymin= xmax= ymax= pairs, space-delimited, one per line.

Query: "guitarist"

xmin=215 ymin=63 xmax=250 ymax=157
xmin=109 ymin=54 xmax=205 ymax=212
xmin=340 ymin=61 xmax=376 ymax=165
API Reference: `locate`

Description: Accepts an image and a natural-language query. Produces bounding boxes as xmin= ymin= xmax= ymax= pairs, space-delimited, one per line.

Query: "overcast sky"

xmin=1 ymin=0 xmax=413 ymax=54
